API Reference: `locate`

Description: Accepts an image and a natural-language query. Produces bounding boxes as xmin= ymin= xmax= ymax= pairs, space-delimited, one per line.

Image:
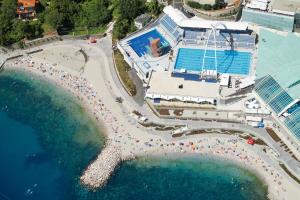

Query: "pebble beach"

xmin=3 ymin=41 xmax=300 ymax=200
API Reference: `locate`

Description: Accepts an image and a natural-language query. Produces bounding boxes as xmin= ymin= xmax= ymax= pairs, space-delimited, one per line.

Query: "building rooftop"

xmin=179 ymin=18 xmax=249 ymax=31
xmin=245 ymin=0 xmax=269 ymax=11
xmin=164 ymin=5 xmax=249 ymax=31
xmin=256 ymin=29 xmax=300 ymax=99
xmin=270 ymin=0 xmax=300 ymax=15
xmin=163 ymin=5 xmax=188 ymax=24
xmin=135 ymin=13 xmax=151 ymax=24
xmin=147 ymin=70 xmax=220 ymax=99
xmin=18 ymin=0 xmax=37 ymax=7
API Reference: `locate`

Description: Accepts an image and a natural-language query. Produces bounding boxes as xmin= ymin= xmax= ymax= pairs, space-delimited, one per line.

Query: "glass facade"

xmin=255 ymin=75 xmax=300 ymax=140
xmin=255 ymin=75 xmax=294 ymax=114
xmin=285 ymin=108 xmax=300 ymax=139
xmin=242 ymin=8 xmax=295 ymax=32
xmin=268 ymin=91 xmax=294 ymax=114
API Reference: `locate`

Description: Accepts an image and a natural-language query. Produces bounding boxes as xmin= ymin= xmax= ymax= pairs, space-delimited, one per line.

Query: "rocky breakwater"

xmin=80 ymin=142 xmax=122 ymax=189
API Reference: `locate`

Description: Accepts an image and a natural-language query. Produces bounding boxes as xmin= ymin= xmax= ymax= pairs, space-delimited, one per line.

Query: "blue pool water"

xmin=174 ymin=48 xmax=251 ymax=75
xmin=128 ymin=29 xmax=169 ymax=57
xmin=0 ymin=69 xmax=268 ymax=200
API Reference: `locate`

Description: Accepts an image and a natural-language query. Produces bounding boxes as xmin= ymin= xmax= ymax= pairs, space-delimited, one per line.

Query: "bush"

xmin=113 ymin=19 xmax=130 ymax=40
xmin=114 ymin=50 xmax=137 ymax=96
xmin=187 ymin=1 xmax=203 ymax=9
xmin=203 ymin=4 xmax=213 ymax=10
xmin=187 ymin=0 xmax=227 ymax=11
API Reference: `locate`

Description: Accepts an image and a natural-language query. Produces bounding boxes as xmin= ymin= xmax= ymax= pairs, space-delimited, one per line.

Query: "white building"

xmin=242 ymin=0 xmax=300 ymax=31
xmin=134 ymin=13 xmax=152 ymax=30
xmin=146 ymin=70 xmax=219 ymax=105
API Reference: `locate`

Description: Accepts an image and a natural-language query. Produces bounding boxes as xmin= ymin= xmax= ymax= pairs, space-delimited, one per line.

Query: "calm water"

xmin=0 ymin=70 xmax=268 ymax=200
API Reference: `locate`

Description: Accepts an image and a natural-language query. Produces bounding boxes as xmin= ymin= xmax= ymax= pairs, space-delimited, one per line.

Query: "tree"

xmin=113 ymin=19 xmax=130 ymax=39
xmin=79 ymin=0 xmax=112 ymax=28
xmin=1 ymin=0 xmax=17 ymax=19
xmin=118 ymin=0 xmax=145 ymax=20
xmin=25 ymin=20 xmax=43 ymax=39
xmin=202 ymin=4 xmax=212 ymax=10
xmin=213 ymin=0 xmax=226 ymax=10
xmin=45 ymin=0 xmax=78 ymax=29
xmin=9 ymin=20 xmax=27 ymax=42
xmin=0 ymin=0 xmax=19 ymax=45
xmin=112 ymin=0 xmax=146 ymax=40
xmin=146 ymin=0 xmax=163 ymax=16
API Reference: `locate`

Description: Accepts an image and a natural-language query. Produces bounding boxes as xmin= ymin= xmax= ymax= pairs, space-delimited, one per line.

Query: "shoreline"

xmin=2 ymin=46 xmax=299 ymax=200
xmin=135 ymin=152 xmax=270 ymax=188
xmin=0 ymin=57 xmax=282 ymax=197
xmin=131 ymin=139 xmax=279 ymax=200
xmin=3 ymin=63 xmax=109 ymax=140
xmin=138 ymin=152 xmax=269 ymax=184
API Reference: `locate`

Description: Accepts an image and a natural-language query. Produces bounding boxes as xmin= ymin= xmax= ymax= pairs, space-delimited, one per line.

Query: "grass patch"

xmin=114 ymin=49 xmax=137 ymax=96
xmin=266 ymin=128 xmax=281 ymax=142
xmin=155 ymin=126 xmax=177 ymax=131
xmin=139 ymin=122 xmax=184 ymax=131
xmin=186 ymin=129 xmax=208 ymax=136
xmin=132 ymin=110 xmax=142 ymax=116
xmin=279 ymin=163 xmax=300 ymax=184
xmin=157 ymin=109 xmax=170 ymax=115
xmin=41 ymin=23 xmax=106 ymax=36
xmin=42 ymin=23 xmax=56 ymax=35
xmin=68 ymin=26 xmax=106 ymax=36
xmin=140 ymin=122 xmax=165 ymax=128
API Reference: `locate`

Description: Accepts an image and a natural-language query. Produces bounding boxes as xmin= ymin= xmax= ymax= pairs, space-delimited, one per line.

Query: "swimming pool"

xmin=128 ymin=29 xmax=170 ymax=57
xmin=174 ymin=48 xmax=251 ymax=75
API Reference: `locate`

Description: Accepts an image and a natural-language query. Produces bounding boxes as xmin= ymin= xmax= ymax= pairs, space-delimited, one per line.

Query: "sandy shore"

xmin=3 ymin=40 xmax=300 ymax=200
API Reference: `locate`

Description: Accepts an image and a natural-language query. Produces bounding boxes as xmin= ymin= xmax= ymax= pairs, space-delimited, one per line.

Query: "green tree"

xmin=45 ymin=0 xmax=78 ymax=29
xmin=25 ymin=20 xmax=43 ymax=39
xmin=79 ymin=0 xmax=112 ymax=28
xmin=9 ymin=20 xmax=27 ymax=42
xmin=213 ymin=0 xmax=226 ymax=10
xmin=118 ymin=0 xmax=145 ymax=20
xmin=202 ymin=4 xmax=212 ymax=10
xmin=0 ymin=0 xmax=18 ymax=45
xmin=113 ymin=19 xmax=130 ymax=39
xmin=146 ymin=0 xmax=163 ymax=16
xmin=1 ymin=0 xmax=16 ymax=18
xmin=112 ymin=0 xmax=146 ymax=40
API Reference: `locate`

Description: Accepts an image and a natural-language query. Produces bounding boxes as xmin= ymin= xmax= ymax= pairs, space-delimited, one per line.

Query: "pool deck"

xmin=119 ymin=25 xmax=255 ymax=85
xmin=118 ymin=27 xmax=175 ymax=78
xmin=127 ymin=29 xmax=170 ymax=57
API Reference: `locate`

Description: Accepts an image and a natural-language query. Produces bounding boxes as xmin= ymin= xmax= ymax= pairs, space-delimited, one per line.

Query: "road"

xmin=5 ymin=32 xmax=300 ymax=185
xmin=94 ymin=35 xmax=300 ymax=182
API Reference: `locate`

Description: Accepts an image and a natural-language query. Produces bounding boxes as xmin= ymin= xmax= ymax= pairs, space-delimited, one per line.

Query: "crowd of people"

xmin=4 ymin=55 xmax=289 ymax=200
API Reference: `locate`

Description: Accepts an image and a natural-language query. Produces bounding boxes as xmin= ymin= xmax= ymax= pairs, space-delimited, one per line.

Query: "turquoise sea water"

xmin=0 ymin=69 xmax=268 ymax=200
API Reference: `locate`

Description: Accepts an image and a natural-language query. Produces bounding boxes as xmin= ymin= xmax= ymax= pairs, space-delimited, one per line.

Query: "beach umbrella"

xmin=247 ymin=137 xmax=255 ymax=145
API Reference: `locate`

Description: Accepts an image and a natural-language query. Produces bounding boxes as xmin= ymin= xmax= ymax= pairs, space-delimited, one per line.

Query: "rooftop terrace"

xmin=147 ymin=70 xmax=220 ymax=100
xmin=270 ymin=0 xmax=300 ymax=15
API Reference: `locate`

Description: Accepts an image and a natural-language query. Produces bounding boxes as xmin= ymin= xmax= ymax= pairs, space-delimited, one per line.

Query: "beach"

xmin=3 ymin=37 xmax=300 ymax=200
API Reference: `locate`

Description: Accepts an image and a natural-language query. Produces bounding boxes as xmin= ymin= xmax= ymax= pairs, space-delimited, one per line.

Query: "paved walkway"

xmin=4 ymin=34 xmax=300 ymax=185
xmin=94 ymin=35 xmax=300 ymax=181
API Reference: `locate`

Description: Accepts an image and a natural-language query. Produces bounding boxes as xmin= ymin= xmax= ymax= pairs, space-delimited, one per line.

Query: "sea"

xmin=0 ymin=69 xmax=268 ymax=200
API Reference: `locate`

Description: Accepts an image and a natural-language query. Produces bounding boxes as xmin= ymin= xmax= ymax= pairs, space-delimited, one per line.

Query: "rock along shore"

xmin=80 ymin=142 xmax=122 ymax=189
xmin=2 ymin=41 xmax=300 ymax=200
